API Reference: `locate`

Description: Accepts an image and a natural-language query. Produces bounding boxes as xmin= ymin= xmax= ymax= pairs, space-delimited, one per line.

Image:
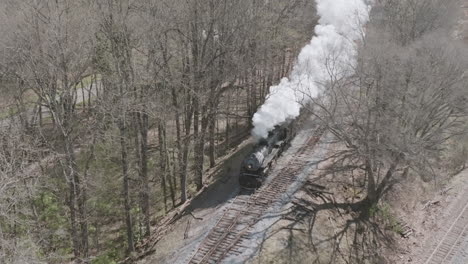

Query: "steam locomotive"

xmin=239 ymin=123 xmax=294 ymax=189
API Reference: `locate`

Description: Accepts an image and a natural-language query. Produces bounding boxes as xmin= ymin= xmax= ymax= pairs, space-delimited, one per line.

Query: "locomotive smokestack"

xmin=251 ymin=0 xmax=371 ymax=140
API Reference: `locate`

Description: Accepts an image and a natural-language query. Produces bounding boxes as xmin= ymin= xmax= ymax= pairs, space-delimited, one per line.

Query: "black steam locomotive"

xmin=239 ymin=124 xmax=293 ymax=189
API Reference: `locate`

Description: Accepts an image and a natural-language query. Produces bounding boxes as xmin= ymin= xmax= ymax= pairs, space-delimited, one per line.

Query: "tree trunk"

xmin=160 ymin=121 xmax=176 ymax=208
xmin=158 ymin=121 xmax=168 ymax=213
xmin=68 ymin=171 xmax=80 ymax=260
xmin=180 ymin=99 xmax=193 ymax=203
xmin=81 ymin=142 xmax=96 ymax=261
xmin=208 ymin=113 xmax=216 ymax=168
xmin=59 ymin=128 xmax=87 ymax=261
xmin=365 ymin=159 xmax=378 ymax=207
xmin=167 ymin=153 xmax=176 ymax=208
xmin=138 ymin=110 xmax=150 ymax=237
xmin=194 ymin=107 xmax=208 ymax=191
xmin=171 ymin=86 xmax=185 ymax=204
xmin=88 ymin=74 xmax=93 ymax=110
xmin=78 ymin=179 xmax=88 ymax=261
xmin=119 ymin=120 xmax=134 ymax=253
xmin=39 ymin=99 xmax=43 ymax=128
xmin=80 ymin=80 xmax=86 ymax=111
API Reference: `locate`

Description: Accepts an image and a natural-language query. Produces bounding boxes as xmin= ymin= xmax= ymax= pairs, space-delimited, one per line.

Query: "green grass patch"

xmin=0 ymin=106 xmax=18 ymax=119
xmin=372 ymin=203 xmax=404 ymax=234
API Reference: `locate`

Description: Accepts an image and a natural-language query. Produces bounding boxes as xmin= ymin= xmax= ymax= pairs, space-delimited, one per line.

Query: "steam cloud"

xmin=252 ymin=0 xmax=370 ymax=139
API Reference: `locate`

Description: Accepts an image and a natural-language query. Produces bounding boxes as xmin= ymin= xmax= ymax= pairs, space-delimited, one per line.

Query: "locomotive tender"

xmin=239 ymin=123 xmax=294 ymax=189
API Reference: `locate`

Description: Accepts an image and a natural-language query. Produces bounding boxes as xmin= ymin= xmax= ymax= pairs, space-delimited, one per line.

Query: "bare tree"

xmin=375 ymin=0 xmax=458 ymax=45
xmin=305 ymin=1 xmax=468 ymax=211
xmin=0 ymin=124 xmax=43 ymax=263
xmin=0 ymin=0 xmax=318 ymax=261
xmin=0 ymin=0 xmax=97 ymax=261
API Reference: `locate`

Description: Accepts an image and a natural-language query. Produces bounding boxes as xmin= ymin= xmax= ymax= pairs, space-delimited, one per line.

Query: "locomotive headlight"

xmin=247 ymin=164 xmax=252 ymax=169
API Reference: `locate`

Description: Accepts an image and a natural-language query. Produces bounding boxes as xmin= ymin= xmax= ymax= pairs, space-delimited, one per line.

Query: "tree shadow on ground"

xmin=252 ymin=180 xmax=395 ymax=264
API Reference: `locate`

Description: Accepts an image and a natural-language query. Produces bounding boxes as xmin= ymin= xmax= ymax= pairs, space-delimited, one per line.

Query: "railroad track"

xmin=187 ymin=130 xmax=323 ymax=264
xmin=424 ymin=188 xmax=468 ymax=264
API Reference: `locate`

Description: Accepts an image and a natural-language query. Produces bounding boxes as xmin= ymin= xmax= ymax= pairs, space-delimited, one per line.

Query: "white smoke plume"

xmin=252 ymin=0 xmax=371 ymax=139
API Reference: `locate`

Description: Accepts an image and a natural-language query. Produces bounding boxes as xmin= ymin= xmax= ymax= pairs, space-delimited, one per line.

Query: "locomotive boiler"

xmin=239 ymin=124 xmax=291 ymax=189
